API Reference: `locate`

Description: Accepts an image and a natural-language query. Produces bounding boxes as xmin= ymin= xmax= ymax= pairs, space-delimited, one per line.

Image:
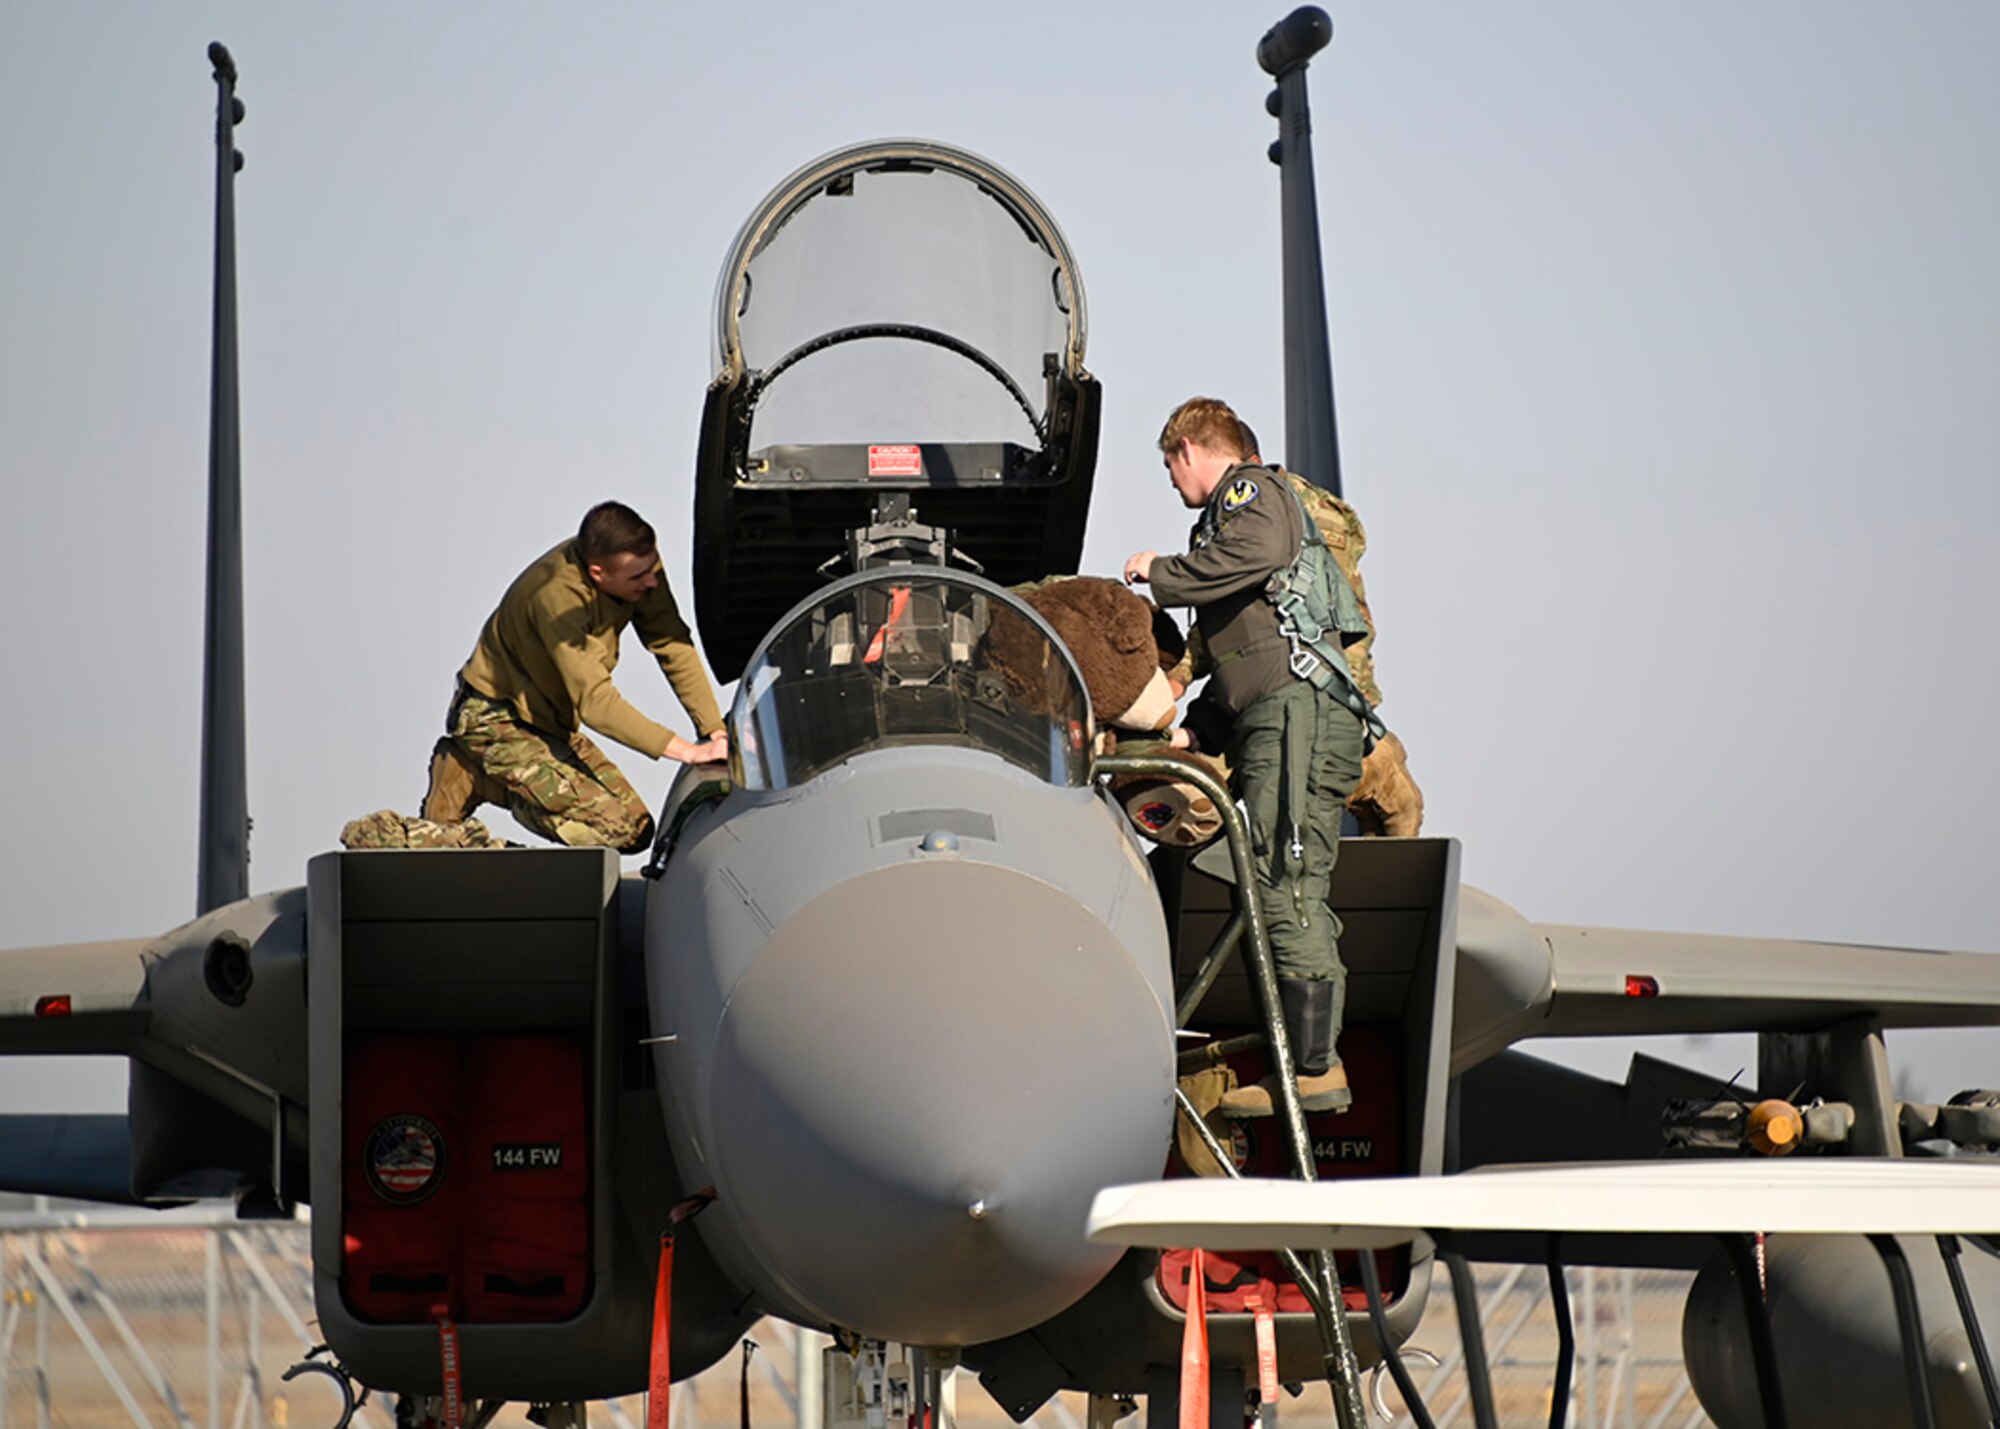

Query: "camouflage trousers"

xmin=1230 ymin=682 xmax=1365 ymax=998
xmin=340 ymin=810 xmax=505 ymax=850
xmin=445 ymin=689 xmax=655 ymax=854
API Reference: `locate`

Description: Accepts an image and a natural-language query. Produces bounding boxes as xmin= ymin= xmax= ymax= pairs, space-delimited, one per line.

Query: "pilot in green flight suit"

xmin=1124 ymin=396 xmax=1367 ymax=1116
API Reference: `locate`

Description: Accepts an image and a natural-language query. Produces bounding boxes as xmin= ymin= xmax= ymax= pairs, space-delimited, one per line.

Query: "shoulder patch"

xmin=1218 ymin=476 xmax=1261 ymax=514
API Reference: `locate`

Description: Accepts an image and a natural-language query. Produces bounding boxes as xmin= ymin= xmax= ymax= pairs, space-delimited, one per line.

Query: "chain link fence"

xmin=0 ymin=1210 xmax=1710 ymax=1428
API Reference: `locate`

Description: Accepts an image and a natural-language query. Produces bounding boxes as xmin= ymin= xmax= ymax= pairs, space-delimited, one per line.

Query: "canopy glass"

xmin=713 ymin=143 xmax=1086 ymax=454
xmin=731 ymin=570 xmax=1091 ymax=791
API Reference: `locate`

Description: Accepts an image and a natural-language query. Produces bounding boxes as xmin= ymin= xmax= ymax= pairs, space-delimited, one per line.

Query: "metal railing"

xmin=1097 ymin=751 xmax=1370 ymax=1425
xmin=0 ymin=1208 xmax=1710 ymax=1428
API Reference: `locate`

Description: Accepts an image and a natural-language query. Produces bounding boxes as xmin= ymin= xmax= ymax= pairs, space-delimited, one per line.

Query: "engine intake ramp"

xmin=306 ymin=849 xmax=668 ymax=1400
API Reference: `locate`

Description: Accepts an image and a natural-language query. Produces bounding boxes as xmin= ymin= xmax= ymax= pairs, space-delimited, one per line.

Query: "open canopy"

xmin=712 ymin=140 xmax=1087 ymax=454
xmin=692 ymin=141 xmax=1102 ymax=680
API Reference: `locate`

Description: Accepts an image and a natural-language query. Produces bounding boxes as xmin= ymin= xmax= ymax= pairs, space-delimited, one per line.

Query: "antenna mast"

xmin=1259 ymin=7 xmax=1343 ymax=496
xmin=198 ymin=42 xmax=249 ymax=913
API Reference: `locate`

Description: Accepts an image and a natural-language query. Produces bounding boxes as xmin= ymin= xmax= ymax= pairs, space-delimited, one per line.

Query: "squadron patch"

xmin=364 ymin=1114 xmax=447 ymax=1204
xmin=1219 ymin=476 xmax=1261 ymax=514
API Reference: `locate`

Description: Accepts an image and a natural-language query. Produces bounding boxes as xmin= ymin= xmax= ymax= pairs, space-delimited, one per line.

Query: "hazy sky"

xmin=4 ymin=4 xmax=1998 ymax=1111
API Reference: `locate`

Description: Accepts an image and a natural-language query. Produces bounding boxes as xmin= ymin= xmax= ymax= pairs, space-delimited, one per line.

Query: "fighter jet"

xmin=4 ymin=15 xmax=2000 ymax=1429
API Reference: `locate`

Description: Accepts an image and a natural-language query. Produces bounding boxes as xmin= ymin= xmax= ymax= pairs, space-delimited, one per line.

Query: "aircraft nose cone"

xmin=705 ymin=858 xmax=1174 ymax=1345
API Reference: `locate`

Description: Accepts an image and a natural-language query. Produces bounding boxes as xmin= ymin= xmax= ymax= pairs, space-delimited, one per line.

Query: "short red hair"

xmin=1158 ymin=397 xmax=1249 ymax=460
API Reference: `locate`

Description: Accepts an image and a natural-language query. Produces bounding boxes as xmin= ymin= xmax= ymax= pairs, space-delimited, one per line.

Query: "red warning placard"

xmin=867 ymin=445 xmax=923 ymax=477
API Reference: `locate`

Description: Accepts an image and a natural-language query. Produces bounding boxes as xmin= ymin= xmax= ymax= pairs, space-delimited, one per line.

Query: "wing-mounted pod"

xmin=693 ymin=140 xmax=1101 ymax=680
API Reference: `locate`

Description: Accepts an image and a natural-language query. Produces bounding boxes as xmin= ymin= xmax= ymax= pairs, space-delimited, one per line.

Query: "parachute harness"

xmin=1264 ymin=481 xmax=1386 ymax=754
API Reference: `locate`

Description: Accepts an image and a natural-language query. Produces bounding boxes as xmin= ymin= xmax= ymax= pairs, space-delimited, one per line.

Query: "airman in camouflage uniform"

xmin=439 ymin=689 xmax=658 ymax=851
xmin=420 ymin=501 xmax=728 ymax=854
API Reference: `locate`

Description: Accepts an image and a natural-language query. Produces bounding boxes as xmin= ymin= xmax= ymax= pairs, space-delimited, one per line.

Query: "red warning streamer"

xmin=1179 ymin=1247 xmax=1209 ymax=1429
xmin=649 ymin=1190 xmax=717 ymax=1429
xmin=1251 ymin=1287 xmax=1280 ymax=1407
xmin=863 ymin=586 xmax=913 ymax=664
xmin=647 ymin=1232 xmax=676 ymax=1429
xmin=431 ymin=1304 xmax=463 ymax=1429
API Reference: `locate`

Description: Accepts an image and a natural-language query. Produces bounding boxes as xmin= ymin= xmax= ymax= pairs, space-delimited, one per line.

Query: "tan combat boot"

xmin=1214 ymin=1064 xmax=1350 ymax=1118
xmin=1216 ymin=978 xmax=1351 ymax=1118
xmin=421 ymin=737 xmax=504 ymax=823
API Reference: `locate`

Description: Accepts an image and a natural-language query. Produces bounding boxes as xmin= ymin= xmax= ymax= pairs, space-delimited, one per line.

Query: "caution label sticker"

xmin=868 ymin=445 xmax=923 ymax=477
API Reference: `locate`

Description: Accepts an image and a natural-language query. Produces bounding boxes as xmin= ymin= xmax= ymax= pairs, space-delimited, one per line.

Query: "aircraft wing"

xmin=1537 ymin=923 xmax=2000 ymax=1037
xmin=1453 ymin=884 xmax=2000 ymax=1071
xmin=0 ymin=938 xmax=153 ymax=1203
xmin=0 ymin=1114 xmax=138 ymax=1204
xmin=0 ymin=937 xmax=153 ymax=1055
xmin=1088 ymin=1160 xmax=2000 ymax=1251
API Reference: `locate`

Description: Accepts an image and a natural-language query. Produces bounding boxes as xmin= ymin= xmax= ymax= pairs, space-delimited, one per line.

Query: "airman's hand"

xmin=691 ymin=731 xmax=730 ymax=765
xmin=1123 ymin=551 xmax=1156 ymax=585
xmin=666 ymin=731 xmax=730 ymax=765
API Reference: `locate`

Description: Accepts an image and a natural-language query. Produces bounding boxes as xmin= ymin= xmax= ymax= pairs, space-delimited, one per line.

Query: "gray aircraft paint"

xmin=1686 ymin=1233 xmax=2000 ymax=1427
xmin=650 ymin=746 xmax=1177 ymax=1344
xmin=3 ymin=12 xmax=1999 ymax=1418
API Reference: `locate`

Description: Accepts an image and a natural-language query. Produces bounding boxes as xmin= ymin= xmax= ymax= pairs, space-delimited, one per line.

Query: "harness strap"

xmin=863 ymin=586 xmax=913 ymax=664
xmin=1269 ymin=483 xmax=1387 ymax=753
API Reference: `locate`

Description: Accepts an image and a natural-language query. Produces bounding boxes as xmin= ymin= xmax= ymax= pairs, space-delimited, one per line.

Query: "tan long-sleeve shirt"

xmin=458 ymin=541 xmax=723 ymax=758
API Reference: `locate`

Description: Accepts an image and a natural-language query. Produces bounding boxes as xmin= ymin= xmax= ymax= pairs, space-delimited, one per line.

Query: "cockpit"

xmin=731 ymin=570 xmax=1091 ymax=792
xmin=692 ymin=141 xmax=1102 ymax=681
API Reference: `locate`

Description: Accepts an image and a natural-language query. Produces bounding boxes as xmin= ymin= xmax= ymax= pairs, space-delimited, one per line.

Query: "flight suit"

xmin=1168 ymin=468 xmax=1424 ymax=837
xmin=431 ymin=540 xmax=723 ymax=853
xmin=1149 ymin=464 xmax=1366 ymax=1102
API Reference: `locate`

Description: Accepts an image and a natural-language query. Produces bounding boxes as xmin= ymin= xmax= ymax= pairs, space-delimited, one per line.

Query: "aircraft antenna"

xmin=1259 ymin=7 xmax=1343 ymax=497
xmin=198 ymin=42 xmax=249 ymax=914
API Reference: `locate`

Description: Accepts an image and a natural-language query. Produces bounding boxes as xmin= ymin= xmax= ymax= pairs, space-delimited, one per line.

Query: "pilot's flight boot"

xmin=1216 ymin=977 xmax=1351 ymax=1118
xmin=421 ymin=737 xmax=505 ymax=823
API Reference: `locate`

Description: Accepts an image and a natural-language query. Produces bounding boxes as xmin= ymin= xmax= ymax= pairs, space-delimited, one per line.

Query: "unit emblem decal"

xmin=1219 ymin=477 xmax=1261 ymax=514
xmin=364 ymin=1114 xmax=447 ymax=1204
